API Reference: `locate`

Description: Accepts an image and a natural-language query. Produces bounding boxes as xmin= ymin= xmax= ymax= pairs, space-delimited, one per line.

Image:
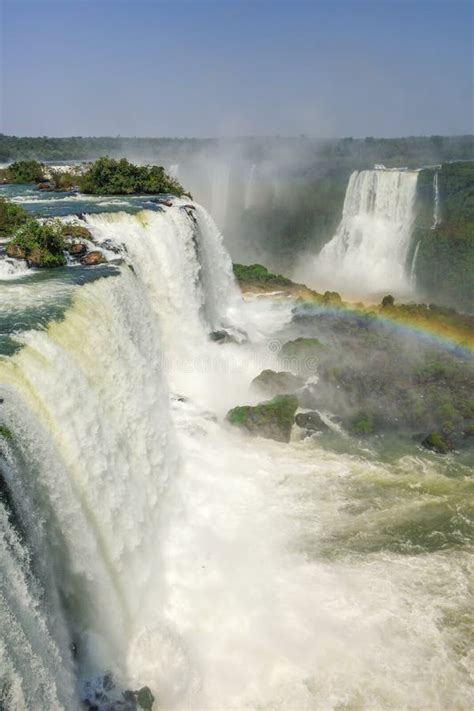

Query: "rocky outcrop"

xmin=81 ymin=251 xmax=106 ymax=266
xmin=421 ymin=432 xmax=453 ymax=454
xmin=67 ymin=242 xmax=87 ymax=257
xmin=226 ymin=395 xmax=298 ymax=442
xmin=251 ymin=369 xmax=304 ymax=397
xmin=295 ymin=411 xmax=328 ymax=433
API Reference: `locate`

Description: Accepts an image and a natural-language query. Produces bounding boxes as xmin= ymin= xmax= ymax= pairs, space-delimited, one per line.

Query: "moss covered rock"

xmin=227 ymin=395 xmax=298 ymax=442
xmin=421 ymin=432 xmax=453 ymax=454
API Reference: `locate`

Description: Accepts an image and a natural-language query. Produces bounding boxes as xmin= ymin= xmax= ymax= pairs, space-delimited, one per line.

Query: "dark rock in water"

xmin=37 ymin=181 xmax=55 ymax=191
xmin=81 ymin=251 xmax=106 ymax=266
xmin=209 ymin=328 xmax=247 ymax=345
xmin=421 ymin=432 xmax=453 ymax=454
xmin=75 ymin=212 xmax=86 ymax=221
xmin=227 ymin=395 xmax=298 ymax=443
xmin=150 ymin=198 xmax=173 ymax=207
xmin=183 ymin=203 xmax=196 ymax=210
xmin=67 ymin=242 xmax=87 ymax=257
xmin=295 ymin=411 xmax=328 ymax=432
xmin=136 ymin=687 xmax=155 ymax=710
xmin=98 ymin=239 xmax=122 ymax=254
xmin=251 ymin=369 xmax=304 ymax=397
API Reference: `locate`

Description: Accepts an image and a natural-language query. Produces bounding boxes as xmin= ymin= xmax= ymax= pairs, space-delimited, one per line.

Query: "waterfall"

xmin=0 ymin=270 xmax=178 ymax=704
xmin=299 ymin=169 xmax=419 ymax=296
xmin=410 ymin=240 xmax=421 ymax=285
xmin=431 ymin=172 xmax=440 ymax=229
xmin=84 ymin=204 xmax=240 ymax=356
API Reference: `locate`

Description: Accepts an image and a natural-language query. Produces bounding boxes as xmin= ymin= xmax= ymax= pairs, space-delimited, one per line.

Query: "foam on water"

xmin=0 ymin=201 xmax=472 ymax=709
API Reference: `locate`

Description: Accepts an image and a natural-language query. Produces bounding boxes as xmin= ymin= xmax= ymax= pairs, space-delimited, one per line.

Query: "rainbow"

xmin=294 ymin=300 xmax=474 ymax=359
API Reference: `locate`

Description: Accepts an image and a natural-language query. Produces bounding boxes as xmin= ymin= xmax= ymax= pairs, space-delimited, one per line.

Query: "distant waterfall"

xmin=299 ymin=169 xmax=419 ymax=296
xmin=431 ymin=172 xmax=440 ymax=229
xmin=410 ymin=240 xmax=421 ymax=285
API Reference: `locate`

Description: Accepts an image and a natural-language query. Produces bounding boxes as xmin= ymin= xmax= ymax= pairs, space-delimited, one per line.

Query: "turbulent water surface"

xmin=0 ymin=184 xmax=473 ymax=710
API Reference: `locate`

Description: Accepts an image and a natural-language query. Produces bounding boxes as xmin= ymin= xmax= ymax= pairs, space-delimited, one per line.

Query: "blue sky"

xmin=0 ymin=0 xmax=472 ymax=137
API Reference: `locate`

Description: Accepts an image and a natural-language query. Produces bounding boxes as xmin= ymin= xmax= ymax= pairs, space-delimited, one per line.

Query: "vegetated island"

xmin=0 ymin=157 xmax=186 ymax=196
xmin=0 ymin=158 xmax=187 ymax=268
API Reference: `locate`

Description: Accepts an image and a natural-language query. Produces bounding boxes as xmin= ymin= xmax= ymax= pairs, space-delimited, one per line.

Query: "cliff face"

xmin=413 ymin=162 xmax=474 ymax=312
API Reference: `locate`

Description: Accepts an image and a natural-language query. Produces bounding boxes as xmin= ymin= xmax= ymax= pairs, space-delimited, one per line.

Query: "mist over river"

xmin=0 ymin=181 xmax=473 ymax=710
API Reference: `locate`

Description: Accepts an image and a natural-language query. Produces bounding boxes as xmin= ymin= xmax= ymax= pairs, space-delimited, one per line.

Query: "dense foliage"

xmin=77 ymin=157 xmax=185 ymax=195
xmin=6 ymin=219 xmax=66 ymax=268
xmin=0 ymin=198 xmax=29 ymax=238
xmin=232 ymin=263 xmax=293 ymax=286
xmin=0 ymin=160 xmax=45 ymax=183
xmin=414 ymin=162 xmax=474 ymax=311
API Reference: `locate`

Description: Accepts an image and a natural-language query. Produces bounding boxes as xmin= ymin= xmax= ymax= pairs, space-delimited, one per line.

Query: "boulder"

xmin=421 ymin=432 xmax=453 ymax=454
xmin=136 ymin=686 xmax=155 ymax=710
xmin=251 ymin=369 xmax=304 ymax=397
xmin=226 ymin=395 xmax=298 ymax=443
xmin=67 ymin=242 xmax=87 ymax=257
xmin=295 ymin=411 xmax=328 ymax=432
xmin=81 ymin=251 xmax=106 ymax=266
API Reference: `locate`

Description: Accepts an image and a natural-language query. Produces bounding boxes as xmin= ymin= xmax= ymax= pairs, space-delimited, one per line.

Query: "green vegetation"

xmin=350 ymin=413 xmax=374 ymax=436
xmin=227 ymin=395 xmax=298 ymax=442
xmin=77 ymin=157 xmax=185 ymax=196
xmin=0 ymin=160 xmax=45 ymax=184
xmin=6 ymin=219 xmax=66 ymax=268
xmin=421 ymin=432 xmax=453 ymax=454
xmin=0 ymin=198 xmax=29 ymax=238
xmin=0 ymin=426 xmax=12 ymax=440
xmin=233 ymin=263 xmax=293 ymax=286
xmin=288 ymin=301 xmax=474 ymax=446
xmin=414 ymin=162 xmax=474 ymax=311
xmin=48 ymin=169 xmax=79 ymax=191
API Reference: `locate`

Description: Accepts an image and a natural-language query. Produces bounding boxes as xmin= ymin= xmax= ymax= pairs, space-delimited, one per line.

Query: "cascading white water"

xmin=410 ymin=240 xmax=421 ymax=285
xmin=432 ymin=171 xmax=441 ymax=229
xmin=297 ymin=169 xmax=419 ymax=296
xmin=1 ymin=201 xmax=473 ymax=710
xmin=0 ymin=269 xmax=178 ymax=705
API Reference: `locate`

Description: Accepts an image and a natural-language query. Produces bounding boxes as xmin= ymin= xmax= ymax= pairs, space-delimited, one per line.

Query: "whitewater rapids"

xmin=0 ymin=203 xmax=473 ymax=709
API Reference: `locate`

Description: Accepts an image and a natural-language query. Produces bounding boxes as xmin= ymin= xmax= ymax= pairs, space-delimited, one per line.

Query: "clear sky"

xmin=0 ymin=0 xmax=472 ymax=138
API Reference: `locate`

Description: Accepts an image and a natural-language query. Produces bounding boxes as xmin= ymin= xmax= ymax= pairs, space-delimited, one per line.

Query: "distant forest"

xmin=1 ymin=133 xmax=473 ymax=169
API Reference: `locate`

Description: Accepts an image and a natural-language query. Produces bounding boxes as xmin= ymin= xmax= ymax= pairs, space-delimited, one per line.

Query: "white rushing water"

xmin=432 ymin=171 xmax=441 ymax=229
xmin=296 ymin=169 xmax=419 ymax=297
xmin=1 ymin=202 xmax=473 ymax=709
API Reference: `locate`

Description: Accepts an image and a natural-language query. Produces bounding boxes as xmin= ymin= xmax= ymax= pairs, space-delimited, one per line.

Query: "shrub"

xmin=3 ymin=160 xmax=45 ymax=183
xmin=78 ymin=157 xmax=185 ymax=196
xmin=0 ymin=198 xmax=29 ymax=237
xmin=6 ymin=219 xmax=66 ymax=268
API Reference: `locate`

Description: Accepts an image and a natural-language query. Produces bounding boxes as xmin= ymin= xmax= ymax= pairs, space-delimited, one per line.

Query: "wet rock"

xmin=209 ymin=328 xmax=247 ymax=345
xmin=37 ymin=181 xmax=55 ymax=191
xmin=81 ymin=251 xmax=106 ymax=266
xmin=67 ymin=242 xmax=87 ymax=257
xmin=251 ymin=369 xmax=304 ymax=397
xmin=295 ymin=411 xmax=328 ymax=432
xmin=136 ymin=686 xmax=154 ymax=710
xmin=421 ymin=432 xmax=453 ymax=454
xmin=226 ymin=395 xmax=298 ymax=443
xmin=98 ymin=239 xmax=122 ymax=254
